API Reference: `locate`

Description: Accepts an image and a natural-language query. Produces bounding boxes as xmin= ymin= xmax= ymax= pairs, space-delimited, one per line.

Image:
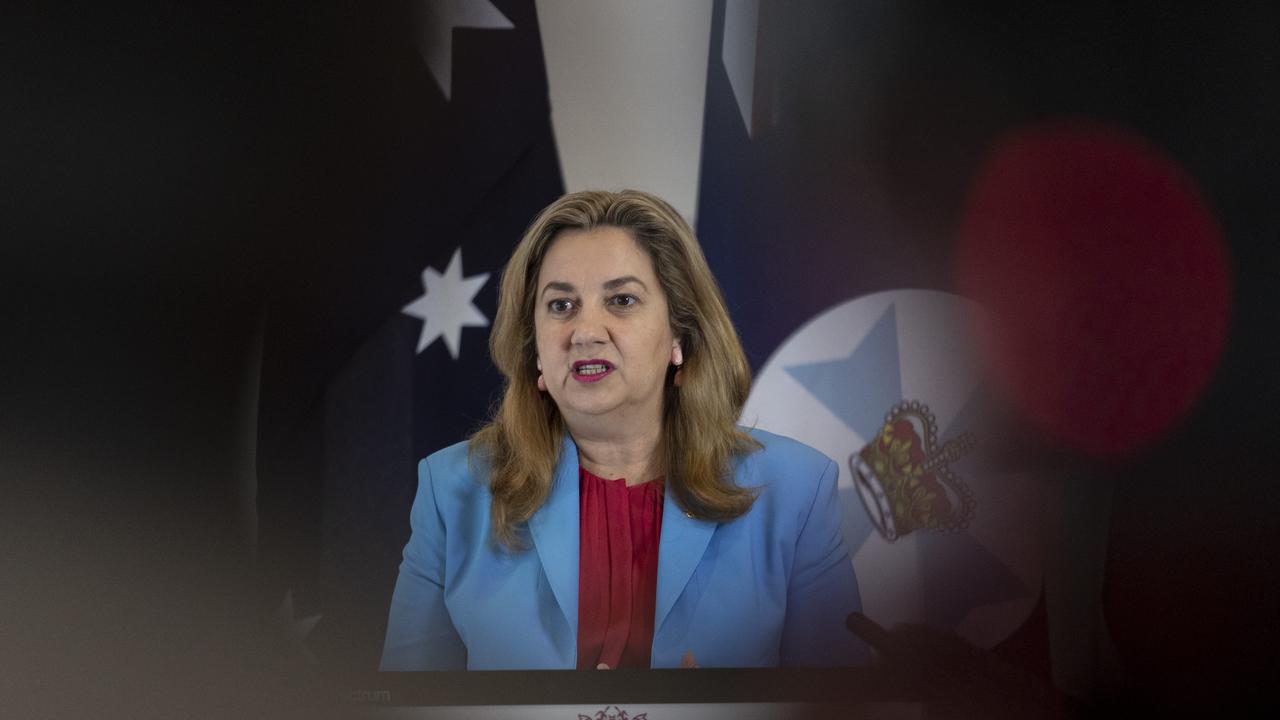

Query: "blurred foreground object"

xmin=847 ymin=612 xmax=1076 ymax=719
xmin=956 ymin=121 xmax=1230 ymax=458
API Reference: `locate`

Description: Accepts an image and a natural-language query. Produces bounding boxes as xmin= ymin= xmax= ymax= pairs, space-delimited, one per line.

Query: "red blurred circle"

xmin=955 ymin=121 xmax=1230 ymax=457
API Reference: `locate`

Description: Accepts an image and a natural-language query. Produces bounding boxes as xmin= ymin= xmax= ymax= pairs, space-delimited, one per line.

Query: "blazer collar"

xmin=655 ymin=487 xmax=717 ymax=634
xmin=525 ymin=433 xmax=720 ymax=639
xmin=526 ymin=433 xmax=581 ymax=637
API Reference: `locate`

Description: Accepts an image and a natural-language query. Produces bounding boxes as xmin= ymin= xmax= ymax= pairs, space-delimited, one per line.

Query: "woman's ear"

xmin=672 ymin=341 xmax=684 ymax=387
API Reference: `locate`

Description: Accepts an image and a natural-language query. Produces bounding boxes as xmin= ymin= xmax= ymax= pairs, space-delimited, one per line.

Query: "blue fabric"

xmin=379 ymin=427 xmax=869 ymax=670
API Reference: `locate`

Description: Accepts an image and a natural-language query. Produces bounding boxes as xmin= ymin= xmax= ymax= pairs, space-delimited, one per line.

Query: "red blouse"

xmin=576 ymin=467 xmax=665 ymax=669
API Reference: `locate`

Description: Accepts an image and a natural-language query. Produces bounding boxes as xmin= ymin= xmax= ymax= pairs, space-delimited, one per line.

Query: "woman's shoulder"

xmin=418 ymin=439 xmax=489 ymax=496
xmin=740 ymin=426 xmax=836 ymax=478
xmin=735 ymin=427 xmax=839 ymax=516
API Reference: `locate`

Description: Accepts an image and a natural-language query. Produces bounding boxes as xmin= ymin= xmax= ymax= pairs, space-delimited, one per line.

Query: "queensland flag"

xmin=696 ymin=0 xmax=1049 ymax=674
xmin=256 ymin=0 xmax=562 ymax=671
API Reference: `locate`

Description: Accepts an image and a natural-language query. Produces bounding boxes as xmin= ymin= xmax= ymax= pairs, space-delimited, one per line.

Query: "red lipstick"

xmin=571 ymin=359 xmax=614 ymax=383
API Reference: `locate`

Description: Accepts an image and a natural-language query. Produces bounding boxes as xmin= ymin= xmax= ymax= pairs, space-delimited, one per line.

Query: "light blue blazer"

xmin=380 ymin=428 xmax=868 ymax=670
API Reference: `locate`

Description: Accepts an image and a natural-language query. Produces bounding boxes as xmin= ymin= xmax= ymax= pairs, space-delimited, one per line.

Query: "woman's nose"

xmin=570 ymin=305 xmax=607 ymax=346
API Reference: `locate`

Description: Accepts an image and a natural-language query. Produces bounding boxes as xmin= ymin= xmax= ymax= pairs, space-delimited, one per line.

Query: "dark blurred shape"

xmin=847 ymin=612 xmax=1077 ymax=719
xmin=1102 ymin=443 xmax=1280 ymax=713
xmin=956 ymin=121 xmax=1230 ymax=458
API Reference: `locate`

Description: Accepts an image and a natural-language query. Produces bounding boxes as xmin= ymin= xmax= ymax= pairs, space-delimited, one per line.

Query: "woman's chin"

xmin=558 ymin=400 xmax=619 ymax=422
xmin=553 ymin=391 xmax=640 ymax=426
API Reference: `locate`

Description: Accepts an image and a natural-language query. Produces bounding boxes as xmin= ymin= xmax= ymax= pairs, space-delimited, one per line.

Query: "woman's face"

xmin=533 ymin=226 xmax=678 ymax=431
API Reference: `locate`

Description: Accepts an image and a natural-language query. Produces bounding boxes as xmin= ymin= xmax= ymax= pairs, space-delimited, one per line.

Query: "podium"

xmin=338 ymin=669 xmax=923 ymax=719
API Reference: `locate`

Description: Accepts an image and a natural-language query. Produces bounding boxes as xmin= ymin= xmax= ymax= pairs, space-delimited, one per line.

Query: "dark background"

xmin=3 ymin=1 xmax=1277 ymax=717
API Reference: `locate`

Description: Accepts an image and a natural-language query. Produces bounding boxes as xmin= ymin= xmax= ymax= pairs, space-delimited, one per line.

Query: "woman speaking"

xmin=380 ymin=190 xmax=867 ymax=670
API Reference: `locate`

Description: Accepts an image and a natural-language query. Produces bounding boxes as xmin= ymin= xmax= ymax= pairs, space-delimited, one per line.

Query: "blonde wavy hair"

xmin=471 ymin=189 xmax=761 ymax=549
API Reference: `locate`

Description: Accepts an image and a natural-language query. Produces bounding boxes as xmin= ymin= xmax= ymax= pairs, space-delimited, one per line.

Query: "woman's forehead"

xmin=537 ymin=226 xmax=658 ymax=287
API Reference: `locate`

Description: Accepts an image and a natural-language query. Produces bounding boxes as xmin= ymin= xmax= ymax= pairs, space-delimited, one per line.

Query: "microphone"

xmin=845 ymin=611 xmax=891 ymax=653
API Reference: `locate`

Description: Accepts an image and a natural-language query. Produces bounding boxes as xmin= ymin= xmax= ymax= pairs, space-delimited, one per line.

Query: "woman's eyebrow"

xmin=603 ymin=275 xmax=648 ymax=292
xmin=541 ymin=281 xmax=575 ymax=297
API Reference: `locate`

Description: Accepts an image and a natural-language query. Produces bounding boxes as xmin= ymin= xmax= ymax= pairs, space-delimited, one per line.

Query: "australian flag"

xmin=256 ymin=0 xmax=562 ymax=671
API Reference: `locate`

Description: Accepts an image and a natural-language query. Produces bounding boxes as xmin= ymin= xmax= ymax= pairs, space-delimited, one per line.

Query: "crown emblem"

xmin=850 ymin=400 xmax=976 ymax=541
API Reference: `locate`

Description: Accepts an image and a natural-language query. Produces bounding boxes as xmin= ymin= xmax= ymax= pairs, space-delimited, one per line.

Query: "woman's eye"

xmin=548 ymin=298 xmax=574 ymax=314
xmin=610 ymin=294 xmax=638 ymax=308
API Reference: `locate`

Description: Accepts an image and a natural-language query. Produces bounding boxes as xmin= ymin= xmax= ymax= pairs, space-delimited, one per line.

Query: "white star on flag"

xmin=412 ymin=0 xmax=514 ymax=100
xmin=402 ymin=247 xmax=490 ymax=359
xmin=722 ymin=0 xmax=760 ymax=137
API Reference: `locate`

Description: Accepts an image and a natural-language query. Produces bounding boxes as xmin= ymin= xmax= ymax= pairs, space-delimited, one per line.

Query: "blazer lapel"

xmin=526 ymin=434 xmax=580 ymax=638
xmin=654 ymin=491 xmax=717 ymax=634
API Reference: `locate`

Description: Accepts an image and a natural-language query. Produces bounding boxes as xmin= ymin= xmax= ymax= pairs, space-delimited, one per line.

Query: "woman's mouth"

xmin=572 ymin=360 xmax=614 ymax=383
